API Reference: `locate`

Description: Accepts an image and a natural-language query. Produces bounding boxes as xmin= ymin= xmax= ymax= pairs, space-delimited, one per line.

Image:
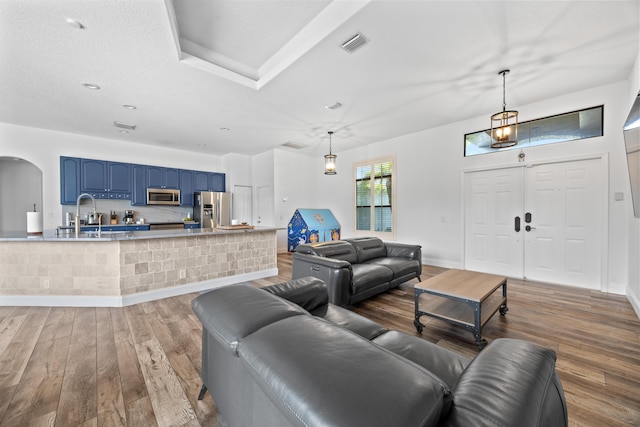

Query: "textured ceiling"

xmin=0 ymin=0 xmax=638 ymax=157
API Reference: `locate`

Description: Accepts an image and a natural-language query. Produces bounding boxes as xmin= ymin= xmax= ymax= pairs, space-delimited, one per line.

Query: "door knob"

xmin=525 ymin=225 xmax=536 ymax=232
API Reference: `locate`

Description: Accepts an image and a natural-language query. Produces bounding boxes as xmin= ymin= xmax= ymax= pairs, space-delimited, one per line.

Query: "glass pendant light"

xmin=324 ymin=131 xmax=337 ymax=175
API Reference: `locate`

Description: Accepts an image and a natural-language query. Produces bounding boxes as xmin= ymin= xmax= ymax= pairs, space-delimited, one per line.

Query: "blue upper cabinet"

xmin=61 ymin=156 xmax=225 ymax=206
xmin=81 ymin=159 xmax=108 ymax=193
xmin=60 ymin=156 xmax=80 ymax=205
xmin=131 ymin=164 xmax=147 ymax=206
xmin=194 ymin=171 xmax=226 ymax=192
xmin=108 ymin=162 xmax=131 ymax=193
xmin=180 ymin=169 xmax=194 ymax=206
xmin=147 ymin=166 xmax=180 ymax=189
xmin=81 ymin=159 xmax=131 ymax=199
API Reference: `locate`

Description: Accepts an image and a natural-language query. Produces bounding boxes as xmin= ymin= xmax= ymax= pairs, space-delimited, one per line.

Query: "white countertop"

xmin=0 ymin=226 xmax=280 ymax=242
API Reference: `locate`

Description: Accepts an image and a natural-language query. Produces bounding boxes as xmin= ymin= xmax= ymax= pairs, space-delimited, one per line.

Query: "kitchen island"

xmin=0 ymin=227 xmax=279 ymax=307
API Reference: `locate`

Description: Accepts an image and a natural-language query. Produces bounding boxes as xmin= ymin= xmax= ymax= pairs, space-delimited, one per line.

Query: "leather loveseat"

xmin=192 ymin=276 xmax=568 ymax=427
xmin=292 ymin=236 xmax=422 ymax=306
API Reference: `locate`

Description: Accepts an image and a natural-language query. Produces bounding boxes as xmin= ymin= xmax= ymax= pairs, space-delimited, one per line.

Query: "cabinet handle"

xmin=525 ymin=212 xmax=532 ymax=223
xmin=514 ymin=216 xmax=521 ymax=232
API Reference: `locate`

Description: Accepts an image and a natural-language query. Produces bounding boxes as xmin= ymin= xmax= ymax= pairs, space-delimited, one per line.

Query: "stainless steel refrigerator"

xmin=193 ymin=192 xmax=232 ymax=229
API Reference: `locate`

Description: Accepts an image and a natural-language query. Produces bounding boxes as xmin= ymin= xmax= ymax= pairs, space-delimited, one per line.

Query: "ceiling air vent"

xmin=281 ymin=141 xmax=307 ymax=149
xmin=341 ymin=33 xmax=368 ymax=53
xmin=113 ymin=121 xmax=137 ymax=131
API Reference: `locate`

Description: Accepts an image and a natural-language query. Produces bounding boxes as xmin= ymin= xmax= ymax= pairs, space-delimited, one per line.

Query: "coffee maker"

xmin=124 ymin=210 xmax=135 ymax=224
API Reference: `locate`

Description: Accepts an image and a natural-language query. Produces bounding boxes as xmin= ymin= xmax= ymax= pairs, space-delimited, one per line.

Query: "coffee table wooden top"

xmin=415 ymin=269 xmax=507 ymax=302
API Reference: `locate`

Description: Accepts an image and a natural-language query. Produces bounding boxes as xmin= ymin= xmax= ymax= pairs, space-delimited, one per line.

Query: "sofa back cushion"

xmin=240 ymin=315 xmax=451 ymax=427
xmin=263 ymin=277 xmax=329 ymax=312
xmin=295 ymin=240 xmax=358 ymax=264
xmin=192 ymin=284 xmax=306 ymax=356
xmin=347 ymin=237 xmax=387 ymax=263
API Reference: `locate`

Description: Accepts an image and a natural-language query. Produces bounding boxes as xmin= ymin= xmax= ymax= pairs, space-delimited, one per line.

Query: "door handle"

xmin=525 ymin=225 xmax=536 ymax=232
xmin=515 ymin=216 xmax=521 ymax=232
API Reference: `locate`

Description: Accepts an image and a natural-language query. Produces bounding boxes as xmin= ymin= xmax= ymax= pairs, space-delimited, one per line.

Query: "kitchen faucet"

xmin=75 ymin=193 xmax=96 ymax=236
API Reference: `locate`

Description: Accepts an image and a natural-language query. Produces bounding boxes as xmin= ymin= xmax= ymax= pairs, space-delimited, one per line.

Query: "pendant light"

xmin=490 ymin=69 xmax=518 ymax=149
xmin=324 ymin=131 xmax=337 ymax=175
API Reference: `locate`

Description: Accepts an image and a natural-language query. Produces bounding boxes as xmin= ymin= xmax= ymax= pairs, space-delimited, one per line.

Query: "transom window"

xmin=354 ymin=155 xmax=396 ymax=238
xmin=464 ymin=105 xmax=604 ymax=156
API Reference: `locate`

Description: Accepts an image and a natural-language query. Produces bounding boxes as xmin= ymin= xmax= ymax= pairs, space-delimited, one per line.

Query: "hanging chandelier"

xmin=490 ymin=69 xmax=518 ymax=149
xmin=324 ymin=131 xmax=337 ymax=175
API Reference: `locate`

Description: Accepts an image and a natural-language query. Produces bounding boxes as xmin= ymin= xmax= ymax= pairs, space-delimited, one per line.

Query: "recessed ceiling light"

xmin=198 ymin=143 xmax=207 ymax=147
xmin=220 ymin=127 xmax=230 ymax=131
xmin=118 ymin=130 xmax=129 ymax=134
xmin=123 ymin=104 xmax=137 ymax=110
xmin=66 ymin=18 xmax=85 ymax=29
xmin=83 ymin=83 xmax=100 ymax=90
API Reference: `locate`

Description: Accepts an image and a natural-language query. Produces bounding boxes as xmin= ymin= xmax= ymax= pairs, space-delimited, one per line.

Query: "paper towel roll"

xmin=27 ymin=212 xmax=43 ymax=234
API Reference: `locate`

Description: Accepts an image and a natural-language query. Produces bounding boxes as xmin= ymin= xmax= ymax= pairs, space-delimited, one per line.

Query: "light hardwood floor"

xmin=1 ymin=253 xmax=639 ymax=426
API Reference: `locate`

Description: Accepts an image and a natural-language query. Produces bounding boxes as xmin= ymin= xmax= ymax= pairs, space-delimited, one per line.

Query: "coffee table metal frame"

xmin=413 ymin=269 xmax=508 ymax=349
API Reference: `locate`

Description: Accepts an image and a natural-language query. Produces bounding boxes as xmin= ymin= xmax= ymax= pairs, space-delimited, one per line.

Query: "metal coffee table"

xmin=414 ymin=269 xmax=508 ymax=349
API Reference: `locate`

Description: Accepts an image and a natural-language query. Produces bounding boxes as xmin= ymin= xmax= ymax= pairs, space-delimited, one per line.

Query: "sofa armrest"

xmin=262 ymin=276 xmax=329 ymax=311
xmin=292 ymin=252 xmax=353 ymax=307
xmin=384 ymin=242 xmax=422 ymax=262
xmin=443 ymin=338 xmax=568 ymax=427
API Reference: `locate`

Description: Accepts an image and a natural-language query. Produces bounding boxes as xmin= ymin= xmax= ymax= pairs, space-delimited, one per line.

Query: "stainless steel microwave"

xmin=147 ymin=188 xmax=180 ymax=205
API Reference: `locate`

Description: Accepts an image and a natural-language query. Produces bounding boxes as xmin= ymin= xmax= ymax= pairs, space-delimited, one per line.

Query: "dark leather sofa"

xmin=192 ymin=276 xmax=568 ymax=427
xmin=292 ymin=236 xmax=422 ymax=306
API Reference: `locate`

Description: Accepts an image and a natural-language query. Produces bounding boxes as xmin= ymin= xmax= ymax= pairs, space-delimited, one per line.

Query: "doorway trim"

xmin=461 ymin=152 xmax=609 ymax=292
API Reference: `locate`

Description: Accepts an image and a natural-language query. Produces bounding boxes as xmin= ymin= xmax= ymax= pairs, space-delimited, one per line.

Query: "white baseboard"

xmin=627 ymin=287 xmax=640 ymax=320
xmin=1 ymin=268 xmax=279 ymax=308
xmin=421 ymin=256 xmax=462 ymax=270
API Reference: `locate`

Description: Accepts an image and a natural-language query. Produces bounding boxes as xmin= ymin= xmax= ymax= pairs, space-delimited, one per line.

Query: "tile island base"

xmin=0 ymin=228 xmax=278 ymax=307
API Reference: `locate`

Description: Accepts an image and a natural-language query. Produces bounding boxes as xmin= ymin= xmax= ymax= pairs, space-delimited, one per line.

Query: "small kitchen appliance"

xmin=124 ymin=210 xmax=135 ymax=224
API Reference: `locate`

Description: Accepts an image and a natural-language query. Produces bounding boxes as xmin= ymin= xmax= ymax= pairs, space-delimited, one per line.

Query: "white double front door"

xmin=464 ymin=158 xmax=604 ymax=289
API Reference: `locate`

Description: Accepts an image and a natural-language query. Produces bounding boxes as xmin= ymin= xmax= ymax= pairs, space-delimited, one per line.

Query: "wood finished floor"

xmin=1 ymin=253 xmax=639 ymax=426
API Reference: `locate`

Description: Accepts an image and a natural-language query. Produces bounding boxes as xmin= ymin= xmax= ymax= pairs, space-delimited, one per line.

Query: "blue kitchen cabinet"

xmin=210 ymin=172 xmax=225 ymax=191
xmin=180 ymin=169 xmax=194 ymax=206
xmin=147 ymin=166 xmax=180 ymax=189
xmin=81 ymin=159 xmax=131 ymax=199
xmin=194 ymin=171 xmax=226 ymax=192
xmin=131 ymin=164 xmax=147 ymax=206
xmin=60 ymin=156 xmax=81 ymax=205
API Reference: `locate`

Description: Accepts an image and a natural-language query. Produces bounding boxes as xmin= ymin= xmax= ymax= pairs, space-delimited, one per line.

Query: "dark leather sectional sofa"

xmin=292 ymin=236 xmax=422 ymax=306
xmin=192 ymin=276 xmax=568 ymax=427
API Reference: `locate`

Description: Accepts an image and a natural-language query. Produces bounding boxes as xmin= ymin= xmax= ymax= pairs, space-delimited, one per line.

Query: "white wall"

xmin=626 ymin=52 xmax=640 ymax=316
xmin=271 ymin=80 xmax=635 ymax=296
xmin=0 ymin=158 xmax=43 ymax=231
xmin=0 ymin=123 xmax=222 ymax=230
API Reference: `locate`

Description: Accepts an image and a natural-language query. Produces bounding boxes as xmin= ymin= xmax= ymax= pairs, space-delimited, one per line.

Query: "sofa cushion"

xmin=373 ymin=331 xmax=470 ymax=390
xmin=347 ymin=237 xmax=387 ymax=263
xmin=365 ymin=256 xmax=421 ymax=278
xmin=240 ymin=315 xmax=451 ymax=427
xmin=351 ymin=263 xmax=393 ymax=295
xmin=310 ymin=304 xmax=387 ymax=340
xmin=296 ymin=240 xmax=358 ymax=264
xmin=192 ymin=284 xmax=306 ymax=356
xmin=262 ymin=276 xmax=328 ymax=312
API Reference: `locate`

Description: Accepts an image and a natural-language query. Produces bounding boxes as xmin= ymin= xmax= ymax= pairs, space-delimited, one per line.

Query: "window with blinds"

xmin=354 ymin=156 xmax=395 ymax=238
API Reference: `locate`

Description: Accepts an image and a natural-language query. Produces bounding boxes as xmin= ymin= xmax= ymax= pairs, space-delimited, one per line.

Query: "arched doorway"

xmin=0 ymin=157 xmax=43 ymax=232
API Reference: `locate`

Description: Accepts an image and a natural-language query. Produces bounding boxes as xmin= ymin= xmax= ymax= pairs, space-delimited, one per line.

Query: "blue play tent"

xmin=288 ymin=209 xmax=341 ymax=252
